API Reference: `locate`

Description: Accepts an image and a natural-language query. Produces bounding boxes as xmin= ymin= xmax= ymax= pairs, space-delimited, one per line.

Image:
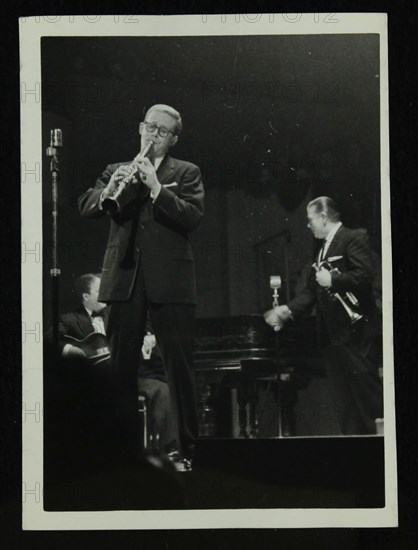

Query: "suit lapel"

xmin=75 ymin=307 xmax=94 ymax=337
xmin=137 ymin=155 xmax=175 ymax=202
xmin=102 ymin=307 xmax=109 ymax=333
xmin=156 ymin=155 xmax=175 ymax=185
xmin=324 ymin=225 xmax=344 ymax=260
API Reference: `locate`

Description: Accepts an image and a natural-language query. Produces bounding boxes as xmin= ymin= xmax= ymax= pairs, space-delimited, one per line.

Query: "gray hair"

xmin=144 ymin=104 xmax=182 ymax=135
xmin=308 ymin=196 xmax=341 ymax=222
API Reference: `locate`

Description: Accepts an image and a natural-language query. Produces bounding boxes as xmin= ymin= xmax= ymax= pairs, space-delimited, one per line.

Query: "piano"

xmin=194 ymin=314 xmax=324 ymax=439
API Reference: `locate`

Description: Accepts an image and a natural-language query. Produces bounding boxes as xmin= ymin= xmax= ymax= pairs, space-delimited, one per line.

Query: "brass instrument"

xmin=102 ymin=141 xmax=154 ymax=214
xmin=313 ymin=260 xmax=363 ymax=324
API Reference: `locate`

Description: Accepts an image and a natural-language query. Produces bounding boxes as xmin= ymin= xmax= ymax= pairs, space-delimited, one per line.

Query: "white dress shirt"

xmin=150 ymin=155 xmax=164 ymax=202
xmin=85 ymin=307 xmax=106 ymax=335
xmin=319 ymin=221 xmax=342 ymax=262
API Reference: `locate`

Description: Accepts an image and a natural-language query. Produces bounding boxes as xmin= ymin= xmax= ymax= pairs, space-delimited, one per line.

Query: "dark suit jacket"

xmin=58 ymin=306 xmax=108 ymax=353
xmin=288 ymin=226 xmax=377 ymax=345
xmin=78 ymin=155 xmax=204 ymax=304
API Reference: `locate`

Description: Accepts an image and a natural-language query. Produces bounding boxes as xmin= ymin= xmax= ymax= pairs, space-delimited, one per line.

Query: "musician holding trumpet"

xmin=78 ymin=104 xmax=204 ymax=468
xmin=264 ymin=196 xmax=383 ymax=435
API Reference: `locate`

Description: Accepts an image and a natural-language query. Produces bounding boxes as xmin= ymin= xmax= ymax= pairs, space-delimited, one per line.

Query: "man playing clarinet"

xmin=78 ymin=104 xmax=204 ymax=470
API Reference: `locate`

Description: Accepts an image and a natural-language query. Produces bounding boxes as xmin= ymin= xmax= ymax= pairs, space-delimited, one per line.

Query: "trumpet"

xmin=313 ymin=260 xmax=363 ymax=324
xmin=102 ymin=141 xmax=154 ymax=214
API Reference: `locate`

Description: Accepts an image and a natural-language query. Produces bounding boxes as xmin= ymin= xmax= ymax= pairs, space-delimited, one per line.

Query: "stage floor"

xmin=44 ymin=436 xmax=385 ymax=511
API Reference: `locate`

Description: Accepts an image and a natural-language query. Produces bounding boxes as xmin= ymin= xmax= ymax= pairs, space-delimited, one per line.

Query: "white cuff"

xmin=150 ymin=184 xmax=162 ymax=202
xmin=62 ymin=343 xmax=73 ymax=356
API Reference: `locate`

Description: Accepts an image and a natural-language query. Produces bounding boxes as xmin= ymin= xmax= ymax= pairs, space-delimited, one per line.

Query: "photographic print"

xmin=20 ymin=13 xmax=396 ymax=529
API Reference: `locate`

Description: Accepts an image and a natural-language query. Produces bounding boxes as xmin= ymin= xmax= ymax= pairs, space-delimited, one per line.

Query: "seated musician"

xmin=139 ymin=330 xmax=188 ymax=471
xmin=58 ymin=273 xmax=107 ymax=358
xmin=57 ymin=273 xmax=179 ymax=459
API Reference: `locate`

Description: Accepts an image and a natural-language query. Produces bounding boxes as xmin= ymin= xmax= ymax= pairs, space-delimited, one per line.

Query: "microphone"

xmin=267 ymin=275 xmax=283 ymax=332
xmin=46 ymin=128 xmax=63 ymax=158
xmin=269 ymin=275 xmax=282 ymax=308
xmin=50 ymin=129 xmax=63 ymax=148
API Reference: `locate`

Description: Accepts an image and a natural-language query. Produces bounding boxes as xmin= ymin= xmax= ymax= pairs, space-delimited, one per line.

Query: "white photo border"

xmin=20 ymin=12 xmax=396 ymax=529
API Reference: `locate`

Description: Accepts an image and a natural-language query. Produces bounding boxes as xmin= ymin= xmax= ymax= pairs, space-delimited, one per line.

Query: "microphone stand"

xmin=270 ymin=276 xmax=284 ymax=438
xmin=255 ymin=230 xmax=291 ymax=305
xmin=46 ymin=129 xmax=62 ymax=347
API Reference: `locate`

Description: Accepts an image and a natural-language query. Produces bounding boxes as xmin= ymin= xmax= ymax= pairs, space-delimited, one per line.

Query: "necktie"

xmin=318 ymin=242 xmax=326 ymax=266
xmin=91 ymin=311 xmax=103 ymax=318
xmin=91 ymin=307 xmax=106 ymax=317
xmin=318 ymin=240 xmax=331 ymax=262
xmin=321 ymin=240 xmax=331 ymax=261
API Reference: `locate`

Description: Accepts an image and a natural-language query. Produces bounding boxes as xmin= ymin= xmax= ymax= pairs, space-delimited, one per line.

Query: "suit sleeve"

xmin=45 ymin=315 xmax=74 ymax=354
xmin=152 ymin=164 xmax=204 ymax=233
xmin=330 ymin=233 xmax=374 ymax=293
xmin=287 ymin=268 xmax=317 ymax=317
xmin=78 ymin=165 xmax=114 ymax=219
xmin=57 ymin=317 xmax=70 ymax=354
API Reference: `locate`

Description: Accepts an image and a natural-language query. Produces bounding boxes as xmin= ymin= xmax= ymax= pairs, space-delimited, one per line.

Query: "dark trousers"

xmin=323 ymin=337 xmax=383 ymax=435
xmin=107 ymin=269 xmax=198 ymax=458
xmin=137 ymin=377 xmax=178 ymax=452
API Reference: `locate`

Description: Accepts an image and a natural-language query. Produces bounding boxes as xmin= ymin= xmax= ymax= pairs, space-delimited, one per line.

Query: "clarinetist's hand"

xmin=102 ymin=164 xmax=139 ymax=199
xmin=136 ymin=157 xmax=161 ymax=195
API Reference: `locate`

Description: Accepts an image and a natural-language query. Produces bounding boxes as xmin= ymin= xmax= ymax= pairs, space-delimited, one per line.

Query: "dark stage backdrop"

xmin=41 ymin=34 xmax=380 ymax=326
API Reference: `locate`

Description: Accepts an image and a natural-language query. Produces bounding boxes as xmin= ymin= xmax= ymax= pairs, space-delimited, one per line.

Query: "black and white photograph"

xmin=20 ymin=13 xmax=396 ymax=529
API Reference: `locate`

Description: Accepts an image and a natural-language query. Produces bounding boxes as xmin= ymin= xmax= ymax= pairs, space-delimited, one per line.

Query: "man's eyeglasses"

xmin=141 ymin=121 xmax=177 ymax=138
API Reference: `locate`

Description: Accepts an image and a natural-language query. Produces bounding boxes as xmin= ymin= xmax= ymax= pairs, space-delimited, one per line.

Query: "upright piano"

xmin=194 ymin=314 xmax=324 ymax=438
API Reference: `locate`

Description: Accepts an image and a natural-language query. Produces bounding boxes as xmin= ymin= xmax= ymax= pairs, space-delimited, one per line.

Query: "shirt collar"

xmin=325 ymin=221 xmax=342 ymax=243
xmin=84 ymin=306 xmax=105 ymax=317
